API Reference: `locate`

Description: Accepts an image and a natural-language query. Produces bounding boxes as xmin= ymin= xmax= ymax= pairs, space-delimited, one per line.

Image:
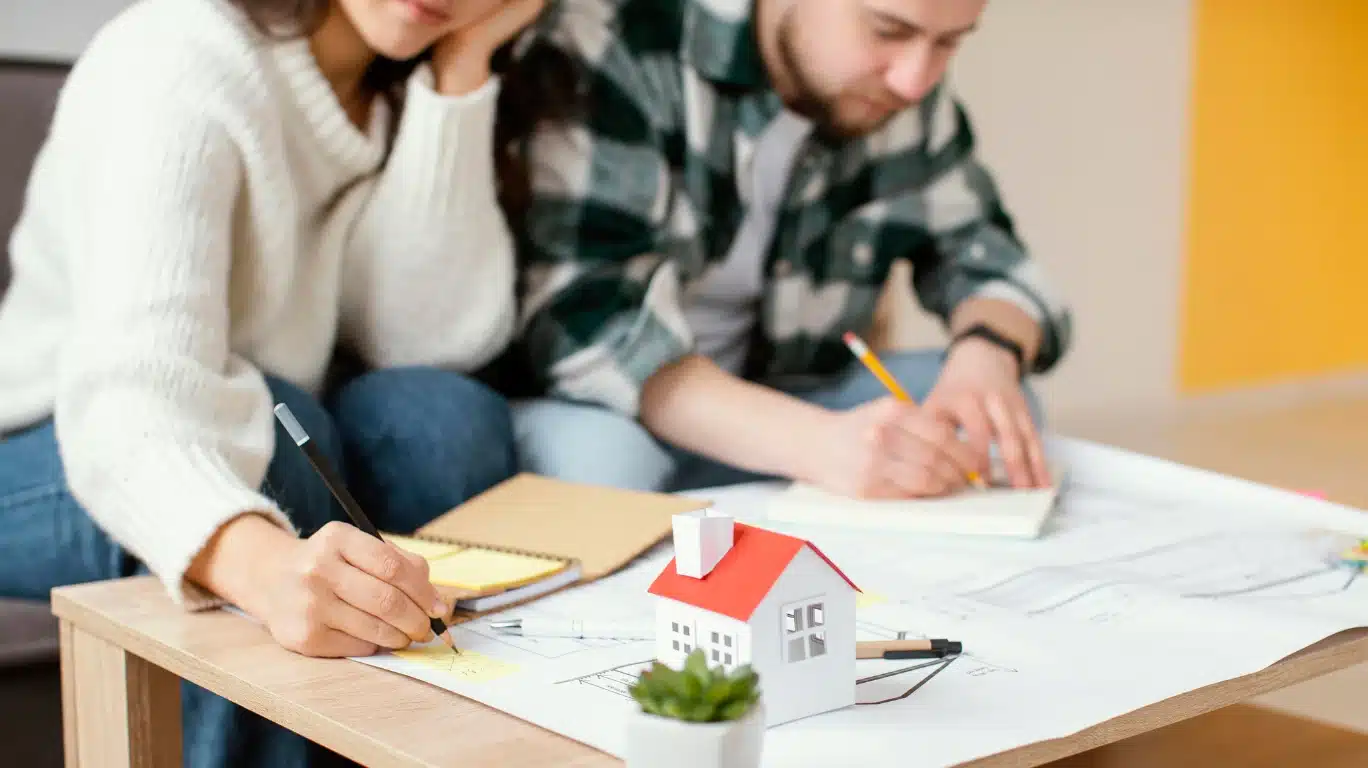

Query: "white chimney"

xmin=672 ymin=508 xmax=734 ymax=579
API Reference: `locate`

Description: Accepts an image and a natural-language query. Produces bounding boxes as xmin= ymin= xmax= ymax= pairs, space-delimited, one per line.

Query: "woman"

xmin=0 ymin=0 xmax=560 ymax=764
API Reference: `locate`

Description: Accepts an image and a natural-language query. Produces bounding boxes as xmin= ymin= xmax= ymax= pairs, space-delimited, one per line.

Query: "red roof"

xmin=647 ymin=522 xmax=860 ymax=622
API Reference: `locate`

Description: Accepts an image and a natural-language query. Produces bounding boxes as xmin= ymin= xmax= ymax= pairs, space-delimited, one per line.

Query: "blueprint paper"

xmin=352 ymin=437 xmax=1368 ymax=767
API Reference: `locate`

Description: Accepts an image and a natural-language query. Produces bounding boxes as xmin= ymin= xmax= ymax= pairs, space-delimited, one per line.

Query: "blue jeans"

xmin=511 ymin=349 xmax=1044 ymax=492
xmin=0 ymin=367 xmax=517 ymax=768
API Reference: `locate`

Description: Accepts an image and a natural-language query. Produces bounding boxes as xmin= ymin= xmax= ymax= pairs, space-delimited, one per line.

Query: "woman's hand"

xmin=191 ymin=515 xmax=447 ymax=658
xmin=431 ymin=0 xmax=547 ymax=96
xmin=259 ymin=521 xmax=448 ymax=657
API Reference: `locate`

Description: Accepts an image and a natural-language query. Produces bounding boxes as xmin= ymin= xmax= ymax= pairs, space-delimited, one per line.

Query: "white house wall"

xmin=653 ymin=598 xmax=751 ymax=671
xmin=748 ymin=548 xmax=857 ymax=726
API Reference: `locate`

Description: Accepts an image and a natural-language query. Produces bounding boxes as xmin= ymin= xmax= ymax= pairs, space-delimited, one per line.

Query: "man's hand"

xmin=430 ymin=0 xmax=545 ymax=96
xmin=801 ymin=397 xmax=981 ymax=499
xmin=922 ymin=337 xmax=1050 ymax=489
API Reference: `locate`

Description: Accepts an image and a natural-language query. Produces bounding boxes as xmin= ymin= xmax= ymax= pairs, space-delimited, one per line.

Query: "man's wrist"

xmin=949 ymin=324 xmax=1026 ymax=379
xmin=948 ymin=297 xmax=1042 ymax=374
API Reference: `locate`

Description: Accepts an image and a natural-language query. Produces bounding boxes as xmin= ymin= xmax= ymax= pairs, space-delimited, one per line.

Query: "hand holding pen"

xmin=268 ymin=404 xmax=457 ymax=657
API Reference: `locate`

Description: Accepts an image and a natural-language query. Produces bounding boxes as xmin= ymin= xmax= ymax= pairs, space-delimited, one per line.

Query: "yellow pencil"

xmin=841 ymin=331 xmax=987 ymax=489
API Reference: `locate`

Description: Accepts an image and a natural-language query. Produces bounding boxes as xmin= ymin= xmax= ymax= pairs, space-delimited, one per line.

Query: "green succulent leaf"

xmin=718 ymin=698 xmax=753 ymax=721
xmin=631 ymin=647 xmax=763 ymax=722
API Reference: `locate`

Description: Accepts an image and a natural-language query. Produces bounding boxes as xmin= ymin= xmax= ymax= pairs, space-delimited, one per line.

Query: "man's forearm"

xmin=949 ymin=297 xmax=1043 ymax=368
xmin=638 ymin=354 xmax=831 ymax=482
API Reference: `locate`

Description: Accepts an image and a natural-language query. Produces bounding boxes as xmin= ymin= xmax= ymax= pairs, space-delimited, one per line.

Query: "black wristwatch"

xmin=948 ymin=324 xmax=1026 ymax=379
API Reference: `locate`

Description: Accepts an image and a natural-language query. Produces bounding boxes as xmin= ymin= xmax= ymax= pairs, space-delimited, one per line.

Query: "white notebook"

xmin=766 ymin=462 xmax=1066 ymax=539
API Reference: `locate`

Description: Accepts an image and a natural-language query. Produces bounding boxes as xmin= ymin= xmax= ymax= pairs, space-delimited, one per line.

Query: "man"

xmin=505 ymin=0 xmax=1072 ymax=499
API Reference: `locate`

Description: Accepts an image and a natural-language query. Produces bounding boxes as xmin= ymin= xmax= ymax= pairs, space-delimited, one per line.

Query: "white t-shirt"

xmin=682 ymin=110 xmax=813 ymax=373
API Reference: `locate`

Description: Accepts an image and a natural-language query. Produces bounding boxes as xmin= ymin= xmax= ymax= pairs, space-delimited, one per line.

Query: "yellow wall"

xmin=1180 ymin=0 xmax=1368 ymax=392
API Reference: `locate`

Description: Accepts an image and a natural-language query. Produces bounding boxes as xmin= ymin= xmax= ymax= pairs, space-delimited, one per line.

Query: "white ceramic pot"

xmin=623 ymin=700 xmax=765 ymax=768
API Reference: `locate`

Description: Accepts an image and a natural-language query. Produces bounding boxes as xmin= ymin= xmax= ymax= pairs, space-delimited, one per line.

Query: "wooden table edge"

xmin=51 ymin=584 xmax=614 ymax=768
xmin=51 ymin=579 xmax=1368 ymax=768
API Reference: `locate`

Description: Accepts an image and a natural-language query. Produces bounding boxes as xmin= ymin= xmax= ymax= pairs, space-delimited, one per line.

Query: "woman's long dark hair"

xmin=227 ymin=0 xmax=579 ymax=226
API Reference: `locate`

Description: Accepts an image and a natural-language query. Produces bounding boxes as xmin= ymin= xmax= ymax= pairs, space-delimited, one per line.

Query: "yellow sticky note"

xmin=391 ymin=644 xmax=518 ymax=682
xmin=384 ymin=534 xmax=464 ymax=561
xmin=856 ymin=592 xmax=889 ymax=609
xmin=425 ymin=547 xmax=565 ymax=591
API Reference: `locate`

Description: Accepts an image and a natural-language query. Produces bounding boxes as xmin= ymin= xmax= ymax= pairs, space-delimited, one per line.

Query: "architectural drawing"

xmin=555 ymin=659 xmax=655 ymax=700
xmin=350 ymin=438 xmax=1368 ymax=768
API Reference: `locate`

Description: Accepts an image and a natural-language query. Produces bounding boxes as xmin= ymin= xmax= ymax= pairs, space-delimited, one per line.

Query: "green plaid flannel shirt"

xmin=514 ymin=0 xmax=1072 ymax=415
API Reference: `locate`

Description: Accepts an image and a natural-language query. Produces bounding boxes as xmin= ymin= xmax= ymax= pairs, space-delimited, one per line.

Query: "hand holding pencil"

xmin=254 ymin=404 xmax=457 ymax=659
xmin=794 ymin=333 xmax=984 ymax=500
xmin=840 ymin=331 xmax=1050 ymax=492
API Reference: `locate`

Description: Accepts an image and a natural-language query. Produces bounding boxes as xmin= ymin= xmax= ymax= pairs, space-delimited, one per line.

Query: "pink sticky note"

xmin=1296 ymin=489 xmax=1328 ymax=500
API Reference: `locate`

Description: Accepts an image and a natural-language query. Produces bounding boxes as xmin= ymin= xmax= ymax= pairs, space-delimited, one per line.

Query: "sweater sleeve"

xmin=341 ymin=65 xmax=517 ymax=373
xmin=53 ymin=79 xmax=295 ymax=609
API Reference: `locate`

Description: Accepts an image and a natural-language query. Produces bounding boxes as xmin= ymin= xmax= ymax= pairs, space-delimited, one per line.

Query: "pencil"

xmin=273 ymin=403 xmax=457 ymax=654
xmin=856 ymin=639 xmax=962 ymax=660
xmin=841 ymin=331 xmax=987 ymax=489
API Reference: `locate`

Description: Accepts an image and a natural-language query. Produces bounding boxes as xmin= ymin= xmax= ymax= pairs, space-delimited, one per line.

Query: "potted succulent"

xmin=624 ymin=649 xmax=765 ymax=768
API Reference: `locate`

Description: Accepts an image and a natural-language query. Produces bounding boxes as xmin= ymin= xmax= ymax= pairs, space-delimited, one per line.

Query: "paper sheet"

xmin=389 ymin=643 xmax=520 ymax=682
xmin=767 ymin=459 xmax=1066 ymax=539
xmin=350 ymin=437 xmax=1368 ymax=767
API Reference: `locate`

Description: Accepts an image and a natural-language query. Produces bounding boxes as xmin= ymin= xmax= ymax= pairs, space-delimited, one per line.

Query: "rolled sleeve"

xmin=910 ymin=87 xmax=1073 ymax=372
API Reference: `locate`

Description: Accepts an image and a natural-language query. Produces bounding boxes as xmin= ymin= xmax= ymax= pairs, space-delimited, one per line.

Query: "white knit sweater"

xmin=0 ymin=0 xmax=517 ymax=606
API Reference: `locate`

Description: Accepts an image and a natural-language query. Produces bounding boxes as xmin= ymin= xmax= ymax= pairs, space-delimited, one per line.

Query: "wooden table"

xmin=53 ymin=576 xmax=1368 ymax=768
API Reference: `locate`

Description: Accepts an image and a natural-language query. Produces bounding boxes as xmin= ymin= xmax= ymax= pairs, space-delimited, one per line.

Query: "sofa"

xmin=1 ymin=59 xmax=69 ymax=768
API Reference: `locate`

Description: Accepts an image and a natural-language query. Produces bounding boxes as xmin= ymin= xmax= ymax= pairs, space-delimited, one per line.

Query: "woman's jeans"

xmin=0 ymin=366 xmax=518 ymax=768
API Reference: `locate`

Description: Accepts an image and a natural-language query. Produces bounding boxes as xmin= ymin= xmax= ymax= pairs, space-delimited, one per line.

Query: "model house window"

xmin=707 ymin=630 xmax=737 ymax=668
xmin=671 ymin=620 xmax=694 ymax=654
xmin=783 ymin=598 xmax=827 ymax=663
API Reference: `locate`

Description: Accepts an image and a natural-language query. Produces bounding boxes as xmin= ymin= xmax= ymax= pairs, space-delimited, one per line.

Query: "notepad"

xmin=380 ymin=474 xmax=711 ymax=616
xmin=767 ymin=461 xmax=1067 ymax=539
xmin=383 ymin=536 xmax=566 ymax=592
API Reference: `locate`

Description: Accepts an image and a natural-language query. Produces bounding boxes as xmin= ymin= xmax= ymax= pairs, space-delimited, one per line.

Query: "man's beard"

xmin=774 ymin=9 xmax=844 ymax=138
xmin=773 ymin=8 xmax=902 ymax=141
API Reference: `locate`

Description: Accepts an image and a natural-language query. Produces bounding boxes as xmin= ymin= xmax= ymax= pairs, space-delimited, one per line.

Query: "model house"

xmin=646 ymin=508 xmax=861 ymax=726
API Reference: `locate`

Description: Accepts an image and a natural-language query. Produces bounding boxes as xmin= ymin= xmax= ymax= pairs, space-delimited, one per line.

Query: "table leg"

xmin=59 ymin=619 xmax=182 ymax=768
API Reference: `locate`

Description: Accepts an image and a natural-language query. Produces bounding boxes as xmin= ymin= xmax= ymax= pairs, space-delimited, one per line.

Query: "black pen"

xmin=273 ymin=403 xmax=457 ymax=654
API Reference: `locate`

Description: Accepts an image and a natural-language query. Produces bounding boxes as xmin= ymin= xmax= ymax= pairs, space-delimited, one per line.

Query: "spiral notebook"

xmin=383 ymin=474 xmax=709 ymax=614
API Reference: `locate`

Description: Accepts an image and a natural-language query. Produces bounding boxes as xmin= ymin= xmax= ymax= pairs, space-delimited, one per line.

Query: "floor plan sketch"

xmin=554 ymin=659 xmax=655 ymax=701
xmin=952 ymin=529 xmax=1368 ymax=623
xmin=459 ymin=606 xmax=648 ymax=659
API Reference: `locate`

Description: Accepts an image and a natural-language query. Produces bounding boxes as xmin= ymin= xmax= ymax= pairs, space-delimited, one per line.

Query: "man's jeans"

xmin=511 ymin=349 xmax=1044 ymax=492
xmin=0 ymin=367 xmax=518 ymax=768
